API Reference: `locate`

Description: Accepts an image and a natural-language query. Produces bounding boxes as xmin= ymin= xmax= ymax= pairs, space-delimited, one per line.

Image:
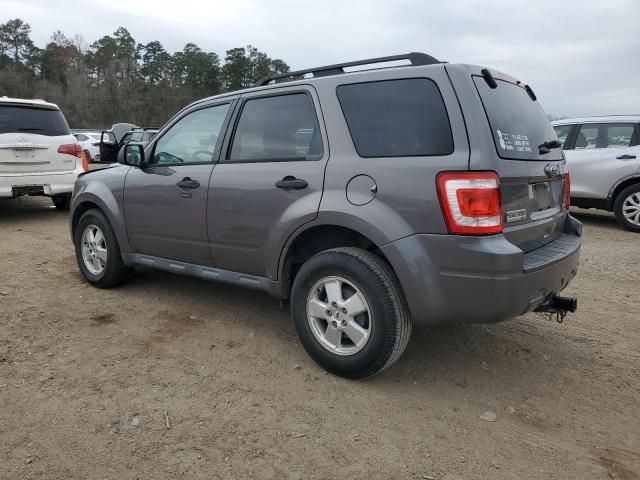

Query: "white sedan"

xmin=73 ymin=132 xmax=101 ymax=162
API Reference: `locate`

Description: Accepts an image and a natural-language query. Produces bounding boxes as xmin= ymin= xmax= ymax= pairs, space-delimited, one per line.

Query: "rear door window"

xmin=473 ymin=77 xmax=562 ymax=161
xmin=0 ymin=105 xmax=70 ymax=136
xmin=575 ymin=123 xmax=636 ymax=149
xmin=336 ymin=78 xmax=453 ymax=157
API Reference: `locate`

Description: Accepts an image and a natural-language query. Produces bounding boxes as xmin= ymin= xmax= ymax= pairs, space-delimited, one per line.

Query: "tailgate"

xmin=471 ymin=70 xmax=569 ymax=253
xmin=501 ymin=160 xmax=568 ymax=253
xmin=0 ymin=133 xmax=77 ymax=174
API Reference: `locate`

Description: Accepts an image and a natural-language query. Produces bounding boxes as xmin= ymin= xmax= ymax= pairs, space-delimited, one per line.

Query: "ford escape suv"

xmin=1 ymin=97 xmax=87 ymax=209
xmin=552 ymin=116 xmax=640 ymax=231
xmin=70 ymin=53 xmax=581 ymax=378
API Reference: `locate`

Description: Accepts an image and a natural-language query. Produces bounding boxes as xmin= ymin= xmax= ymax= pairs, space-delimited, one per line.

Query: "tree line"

xmin=0 ymin=18 xmax=290 ymax=128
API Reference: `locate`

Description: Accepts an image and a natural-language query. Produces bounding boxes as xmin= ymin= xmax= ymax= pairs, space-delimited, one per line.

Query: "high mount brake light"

xmin=437 ymin=172 xmax=503 ymax=235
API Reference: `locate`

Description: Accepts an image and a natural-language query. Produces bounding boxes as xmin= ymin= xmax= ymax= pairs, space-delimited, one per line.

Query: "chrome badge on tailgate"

xmin=506 ymin=208 xmax=527 ymax=223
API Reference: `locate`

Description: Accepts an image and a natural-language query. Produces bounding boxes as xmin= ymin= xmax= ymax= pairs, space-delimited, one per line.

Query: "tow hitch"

xmin=535 ymin=295 xmax=577 ymax=323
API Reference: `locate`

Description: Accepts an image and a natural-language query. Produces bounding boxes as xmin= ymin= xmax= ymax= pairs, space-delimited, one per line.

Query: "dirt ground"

xmin=0 ymin=194 xmax=638 ymax=480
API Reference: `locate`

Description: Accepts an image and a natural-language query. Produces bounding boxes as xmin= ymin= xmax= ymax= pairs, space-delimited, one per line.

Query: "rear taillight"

xmin=437 ymin=171 xmax=503 ymax=235
xmin=564 ymin=173 xmax=571 ymax=209
xmin=58 ymin=143 xmax=82 ymax=157
xmin=92 ymin=142 xmax=100 ymax=146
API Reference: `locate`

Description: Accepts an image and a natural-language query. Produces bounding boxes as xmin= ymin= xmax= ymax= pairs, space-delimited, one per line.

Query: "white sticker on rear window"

xmin=497 ymin=129 xmax=532 ymax=153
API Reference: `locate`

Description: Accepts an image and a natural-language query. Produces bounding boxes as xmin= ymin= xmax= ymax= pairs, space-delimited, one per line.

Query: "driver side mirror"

xmin=119 ymin=143 xmax=145 ymax=166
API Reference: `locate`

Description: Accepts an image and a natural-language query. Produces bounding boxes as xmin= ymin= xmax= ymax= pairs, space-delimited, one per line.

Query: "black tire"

xmin=84 ymin=150 xmax=92 ymax=163
xmin=51 ymin=193 xmax=71 ymax=210
xmin=613 ymin=183 xmax=640 ymax=232
xmin=291 ymin=247 xmax=412 ymax=379
xmin=74 ymin=208 xmax=129 ymax=288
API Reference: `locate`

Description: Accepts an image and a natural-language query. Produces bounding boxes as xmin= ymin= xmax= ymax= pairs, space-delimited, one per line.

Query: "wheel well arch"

xmin=609 ymin=176 xmax=640 ymax=209
xmin=71 ymin=201 xmax=101 ymax=238
xmin=280 ymin=224 xmax=393 ymax=287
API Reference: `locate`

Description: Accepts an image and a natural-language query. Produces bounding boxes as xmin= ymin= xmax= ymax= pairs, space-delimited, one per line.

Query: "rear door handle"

xmin=275 ymin=176 xmax=308 ymax=190
xmin=617 ymin=154 xmax=636 ymax=160
xmin=177 ymin=177 xmax=200 ymax=189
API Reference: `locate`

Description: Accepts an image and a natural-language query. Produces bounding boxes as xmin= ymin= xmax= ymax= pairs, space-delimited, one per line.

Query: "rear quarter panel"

xmin=312 ymin=65 xmax=470 ymax=240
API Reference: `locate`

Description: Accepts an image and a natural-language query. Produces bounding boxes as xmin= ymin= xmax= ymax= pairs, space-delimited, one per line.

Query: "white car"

xmin=73 ymin=131 xmax=101 ymax=162
xmin=552 ymin=115 xmax=640 ymax=231
xmin=0 ymin=97 xmax=87 ymax=210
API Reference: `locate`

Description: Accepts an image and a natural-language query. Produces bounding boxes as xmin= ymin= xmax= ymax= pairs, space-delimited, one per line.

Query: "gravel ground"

xmin=0 ymin=196 xmax=639 ymax=480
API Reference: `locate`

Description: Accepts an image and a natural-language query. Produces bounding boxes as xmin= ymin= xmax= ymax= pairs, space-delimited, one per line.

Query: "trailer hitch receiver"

xmin=535 ymin=295 xmax=577 ymax=323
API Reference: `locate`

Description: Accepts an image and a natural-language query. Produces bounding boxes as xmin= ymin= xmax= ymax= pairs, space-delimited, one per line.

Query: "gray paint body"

xmin=71 ymin=61 xmax=581 ymax=326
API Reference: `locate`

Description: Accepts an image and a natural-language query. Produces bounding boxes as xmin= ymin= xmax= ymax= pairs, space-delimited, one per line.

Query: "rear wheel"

xmin=291 ymin=247 xmax=411 ymax=379
xmin=74 ymin=209 xmax=129 ymax=288
xmin=51 ymin=193 xmax=71 ymax=210
xmin=613 ymin=184 xmax=640 ymax=232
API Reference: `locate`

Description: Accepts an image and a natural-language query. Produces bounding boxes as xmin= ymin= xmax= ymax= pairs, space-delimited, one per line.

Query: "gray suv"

xmin=70 ymin=53 xmax=581 ymax=378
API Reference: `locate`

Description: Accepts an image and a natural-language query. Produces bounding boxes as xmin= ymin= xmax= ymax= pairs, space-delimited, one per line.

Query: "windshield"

xmin=473 ymin=77 xmax=562 ymax=161
xmin=0 ymin=105 xmax=70 ymax=136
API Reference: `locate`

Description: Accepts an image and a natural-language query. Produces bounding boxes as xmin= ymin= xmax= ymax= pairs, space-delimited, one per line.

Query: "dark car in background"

xmin=100 ymin=123 xmax=158 ymax=163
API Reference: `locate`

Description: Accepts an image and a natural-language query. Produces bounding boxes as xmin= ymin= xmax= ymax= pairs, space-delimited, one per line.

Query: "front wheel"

xmin=291 ymin=247 xmax=412 ymax=379
xmin=74 ymin=209 xmax=129 ymax=288
xmin=613 ymin=184 xmax=640 ymax=232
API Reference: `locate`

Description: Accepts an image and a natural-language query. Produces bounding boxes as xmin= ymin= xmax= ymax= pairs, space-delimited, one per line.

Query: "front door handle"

xmin=275 ymin=176 xmax=308 ymax=190
xmin=617 ymin=154 xmax=636 ymax=160
xmin=177 ymin=177 xmax=200 ymax=189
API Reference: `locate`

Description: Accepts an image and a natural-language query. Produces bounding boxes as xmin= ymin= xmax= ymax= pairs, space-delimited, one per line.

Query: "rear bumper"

xmin=381 ymin=215 xmax=582 ymax=326
xmin=0 ymin=170 xmax=81 ymax=198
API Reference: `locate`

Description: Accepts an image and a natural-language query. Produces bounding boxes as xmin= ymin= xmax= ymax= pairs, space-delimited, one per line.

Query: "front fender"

xmin=70 ymin=169 xmax=130 ymax=253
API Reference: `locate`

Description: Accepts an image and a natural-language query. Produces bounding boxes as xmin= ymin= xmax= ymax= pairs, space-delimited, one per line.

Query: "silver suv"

xmin=71 ymin=53 xmax=581 ymax=378
xmin=552 ymin=116 xmax=640 ymax=231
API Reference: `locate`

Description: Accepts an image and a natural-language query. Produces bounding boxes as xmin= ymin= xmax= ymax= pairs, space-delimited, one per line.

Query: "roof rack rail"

xmin=254 ymin=52 xmax=440 ymax=87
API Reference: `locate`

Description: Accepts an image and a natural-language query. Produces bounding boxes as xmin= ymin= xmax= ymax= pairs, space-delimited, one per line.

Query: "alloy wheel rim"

xmin=622 ymin=192 xmax=640 ymax=226
xmin=306 ymin=276 xmax=372 ymax=356
xmin=81 ymin=224 xmax=108 ymax=275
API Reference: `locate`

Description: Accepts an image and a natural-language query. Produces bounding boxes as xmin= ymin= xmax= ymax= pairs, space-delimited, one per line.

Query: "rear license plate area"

xmin=531 ymin=181 xmax=560 ymax=211
xmin=15 ymin=149 xmax=35 ymax=159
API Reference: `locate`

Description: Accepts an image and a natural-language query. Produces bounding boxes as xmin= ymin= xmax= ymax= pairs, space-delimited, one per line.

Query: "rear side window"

xmin=336 ymin=79 xmax=453 ymax=157
xmin=473 ymin=77 xmax=562 ymax=161
xmin=0 ymin=106 xmax=70 ymax=136
xmin=228 ymin=93 xmax=323 ymax=162
xmin=575 ymin=123 xmax=636 ymax=149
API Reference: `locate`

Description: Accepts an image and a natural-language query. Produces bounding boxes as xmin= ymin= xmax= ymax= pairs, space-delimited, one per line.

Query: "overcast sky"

xmin=2 ymin=0 xmax=639 ymax=117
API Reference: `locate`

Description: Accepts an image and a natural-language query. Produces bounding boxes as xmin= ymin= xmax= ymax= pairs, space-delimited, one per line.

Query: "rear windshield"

xmin=473 ymin=77 xmax=562 ymax=161
xmin=0 ymin=105 xmax=70 ymax=136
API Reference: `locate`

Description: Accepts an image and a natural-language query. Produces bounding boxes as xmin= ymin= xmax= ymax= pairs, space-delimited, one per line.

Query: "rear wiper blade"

xmin=538 ymin=139 xmax=562 ymax=154
xmin=17 ymin=127 xmax=45 ymax=131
